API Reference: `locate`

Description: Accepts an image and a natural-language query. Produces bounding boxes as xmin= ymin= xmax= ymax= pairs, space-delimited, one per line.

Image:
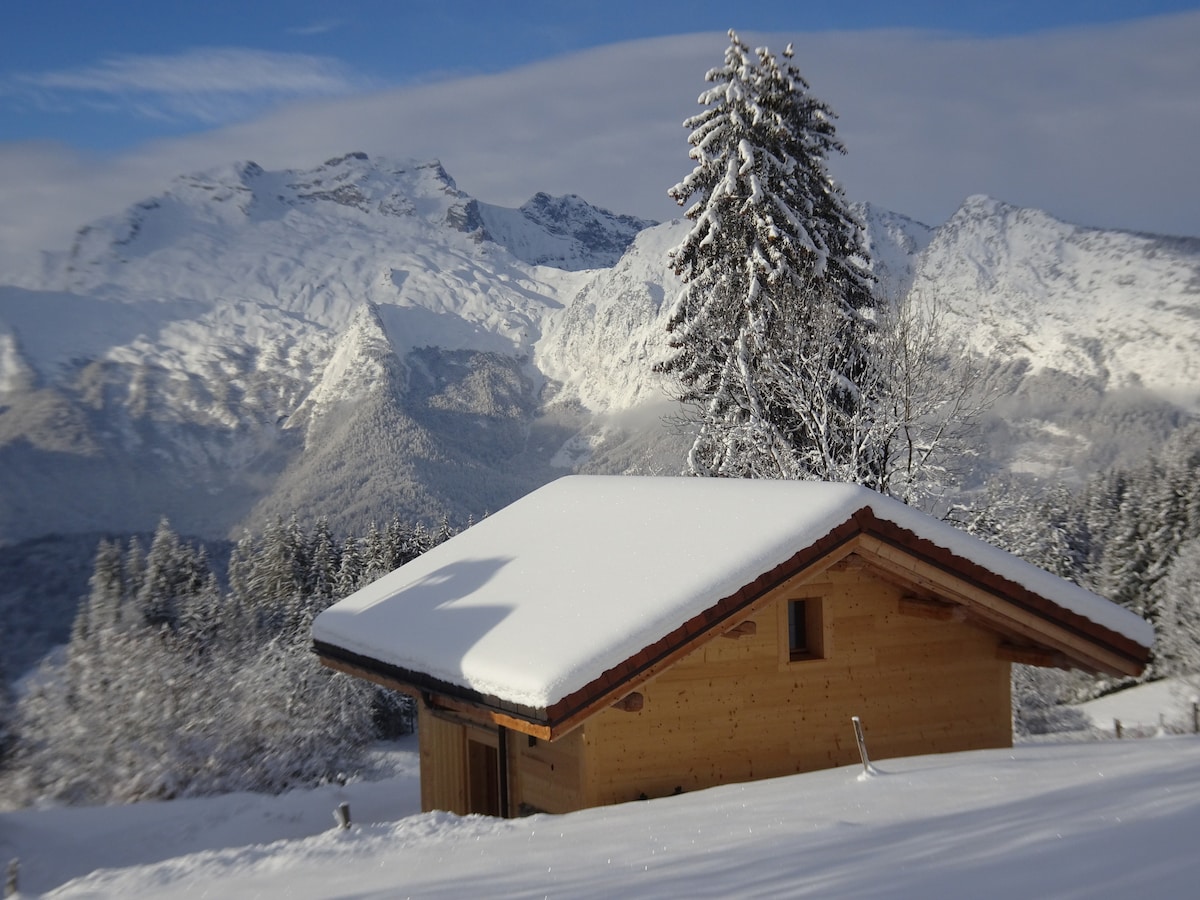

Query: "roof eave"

xmin=849 ymin=507 xmax=1151 ymax=676
xmin=313 ymin=640 xmax=554 ymax=739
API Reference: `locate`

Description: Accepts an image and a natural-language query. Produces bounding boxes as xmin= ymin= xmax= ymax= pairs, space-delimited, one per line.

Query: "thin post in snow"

xmin=1114 ymin=718 xmax=1122 ymax=739
xmin=334 ymin=802 xmax=351 ymax=830
xmin=4 ymin=858 xmax=17 ymax=898
xmin=851 ymin=716 xmax=876 ymax=776
xmin=1192 ymin=701 xmax=1198 ymax=735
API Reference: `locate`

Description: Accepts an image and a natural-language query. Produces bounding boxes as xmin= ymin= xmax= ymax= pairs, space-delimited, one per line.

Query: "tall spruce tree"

xmin=660 ymin=30 xmax=879 ymax=481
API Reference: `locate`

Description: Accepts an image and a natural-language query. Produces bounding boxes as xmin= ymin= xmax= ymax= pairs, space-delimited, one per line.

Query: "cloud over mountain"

xmin=1 ymin=14 xmax=1198 ymax=272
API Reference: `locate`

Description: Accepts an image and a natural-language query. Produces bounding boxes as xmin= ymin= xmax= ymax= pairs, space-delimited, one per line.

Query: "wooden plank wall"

xmin=417 ymin=705 xmax=468 ymax=815
xmin=419 ymin=705 xmax=592 ymax=816
xmin=509 ymin=727 xmax=588 ymax=815
xmin=580 ymin=561 xmax=1012 ymax=808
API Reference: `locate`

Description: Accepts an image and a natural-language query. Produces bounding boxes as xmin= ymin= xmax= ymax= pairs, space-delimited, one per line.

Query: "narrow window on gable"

xmin=787 ymin=598 xmax=824 ymax=661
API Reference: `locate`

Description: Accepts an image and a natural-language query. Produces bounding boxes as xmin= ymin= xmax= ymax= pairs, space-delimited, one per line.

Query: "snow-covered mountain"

xmin=917 ymin=195 xmax=1200 ymax=399
xmin=1 ymin=152 xmax=1198 ymax=544
xmin=0 ymin=153 xmax=648 ymax=540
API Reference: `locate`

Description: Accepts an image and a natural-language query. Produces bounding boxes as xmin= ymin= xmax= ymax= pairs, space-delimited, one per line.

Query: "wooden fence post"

xmin=851 ymin=716 xmax=876 ymax=776
xmin=1114 ymin=718 xmax=1122 ymax=739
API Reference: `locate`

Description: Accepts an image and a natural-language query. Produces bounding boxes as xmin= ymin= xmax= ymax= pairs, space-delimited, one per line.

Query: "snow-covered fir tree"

xmin=0 ymin=661 xmax=13 ymax=765
xmin=659 ymin=30 xmax=879 ymax=482
xmin=969 ymin=424 xmax=1200 ymax=702
xmin=1079 ymin=425 xmax=1200 ymax=678
xmin=1156 ymin=538 xmax=1200 ymax=678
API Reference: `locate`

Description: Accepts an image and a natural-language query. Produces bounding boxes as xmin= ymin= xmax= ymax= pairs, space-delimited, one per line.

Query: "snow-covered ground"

xmin=0 ymin=741 xmax=422 ymax=896
xmin=2 ymin=724 xmax=1198 ymax=898
xmin=1077 ymin=676 xmax=1200 ymax=735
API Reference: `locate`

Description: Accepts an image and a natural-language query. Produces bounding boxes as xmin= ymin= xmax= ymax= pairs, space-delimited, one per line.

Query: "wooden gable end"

xmin=846 ymin=510 xmax=1150 ymax=677
xmin=576 ymin=555 xmax=1013 ymax=806
xmin=536 ymin=511 xmax=1147 ymax=740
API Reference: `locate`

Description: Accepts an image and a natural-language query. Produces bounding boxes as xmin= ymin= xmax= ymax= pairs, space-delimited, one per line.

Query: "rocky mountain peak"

xmin=472 ymin=192 xmax=655 ymax=272
xmin=851 ymin=202 xmax=935 ymax=296
xmin=288 ymin=301 xmax=401 ymax=439
xmin=913 ymin=195 xmax=1200 ymax=395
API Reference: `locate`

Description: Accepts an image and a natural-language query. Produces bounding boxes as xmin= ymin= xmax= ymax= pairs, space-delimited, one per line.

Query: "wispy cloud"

xmin=1 ymin=13 xmax=1198 ymax=266
xmin=3 ymin=48 xmax=370 ymax=125
xmin=193 ymin=14 xmax=1197 ymax=238
xmin=286 ymin=20 xmax=347 ymax=37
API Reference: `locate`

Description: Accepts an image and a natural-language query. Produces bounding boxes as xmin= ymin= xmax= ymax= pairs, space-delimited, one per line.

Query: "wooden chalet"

xmin=313 ymin=476 xmax=1152 ymax=818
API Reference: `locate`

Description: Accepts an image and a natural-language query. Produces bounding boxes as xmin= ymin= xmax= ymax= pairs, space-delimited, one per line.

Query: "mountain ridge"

xmin=1 ymin=152 xmax=1198 ymax=545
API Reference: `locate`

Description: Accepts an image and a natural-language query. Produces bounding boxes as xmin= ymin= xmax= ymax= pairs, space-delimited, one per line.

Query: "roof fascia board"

xmin=851 ymin=535 xmax=1144 ymax=676
xmin=314 ymin=640 xmax=553 ymax=738
xmin=849 ymin=509 xmax=1150 ymax=673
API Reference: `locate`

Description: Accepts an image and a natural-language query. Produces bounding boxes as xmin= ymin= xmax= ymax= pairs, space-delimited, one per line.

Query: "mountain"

xmin=910 ymin=197 xmax=1200 ymax=479
xmin=1 ymin=153 xmax=1198 ymax=548
xmin=0 ymin=153 xmax=650 ymax=541
xmin=917 ymin=195 xmax=1200 ymax=398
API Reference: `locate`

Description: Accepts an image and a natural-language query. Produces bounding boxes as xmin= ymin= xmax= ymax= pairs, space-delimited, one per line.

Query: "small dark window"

xmin=788 ymin=599 xmax=824 ymax=661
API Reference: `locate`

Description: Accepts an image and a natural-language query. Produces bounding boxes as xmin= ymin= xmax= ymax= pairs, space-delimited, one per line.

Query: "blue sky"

xmin=4 ymin=1 xmax=1196 ymax=149
xmin=1 ymin=2 xmax=1199 ymax=258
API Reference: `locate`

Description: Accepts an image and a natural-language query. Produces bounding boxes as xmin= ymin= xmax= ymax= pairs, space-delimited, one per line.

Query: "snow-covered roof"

xmin=313 ymin=476 xmax=1152 ymax=716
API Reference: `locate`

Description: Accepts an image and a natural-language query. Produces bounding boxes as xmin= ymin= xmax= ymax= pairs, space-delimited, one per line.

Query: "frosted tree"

xmin=308 ymin=517 xmax=339 ymax=603
xmin=0 ymin=511 xmax=466 ymax=806
xmin=135 ymin=519 xmax=199 ymax=630
xmin=361 ymin=521 xmax=390 ymax=583
xmin=177 ymin=569 xmax=226 ymax=660
xmin=660 ymin=30 xmax=879 ymax=482
xmin=0 ymin=659 xmax=14 ymax=763
xmin=334 ymin=536 xmax=364 ymax=599
xmin=243 ymin=516 xmax=301 ymax=637
xmin=1156 ymin=538 xmax=1200 ymax=678
xmin=869 ymin=292 xmax=997 ymax=509
xmin=123 ymin=536 xmax=146 ymax=609
xmin=1083 ymin=427 xmax=1200 ymax=672
xmin=87 ymin=539 xmax=126 ymax=633
xmin=384 ymin=515 xmax=412 ymax=568
xmin=409 ymin=521 xmax=435 ymax=559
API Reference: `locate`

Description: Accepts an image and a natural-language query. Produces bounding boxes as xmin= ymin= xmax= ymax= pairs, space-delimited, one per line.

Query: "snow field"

xmin=1 ymin=734 xmax=1194 ymax=898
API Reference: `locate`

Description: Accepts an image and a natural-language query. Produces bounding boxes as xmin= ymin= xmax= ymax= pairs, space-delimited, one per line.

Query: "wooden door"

xmin=466 ymin=739 xmax=500 ymax=816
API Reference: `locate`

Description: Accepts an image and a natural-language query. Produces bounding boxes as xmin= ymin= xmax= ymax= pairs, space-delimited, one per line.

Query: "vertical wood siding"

xmin=418 ymin=706 xmax=468 ymax=814
xmin=580 ymin=562 xmax=1011 ymax=807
